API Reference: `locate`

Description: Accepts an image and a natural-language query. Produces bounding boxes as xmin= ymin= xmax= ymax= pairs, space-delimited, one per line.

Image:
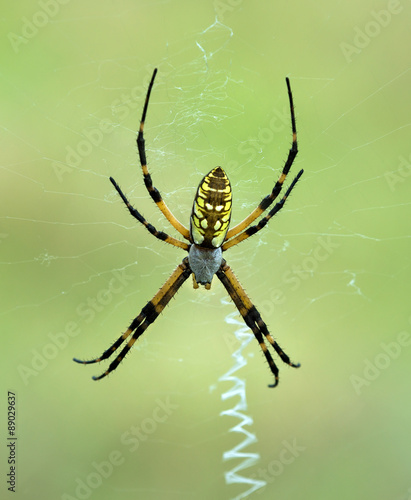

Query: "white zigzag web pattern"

xmin=219 ymin=309 xmax=267 ymax=499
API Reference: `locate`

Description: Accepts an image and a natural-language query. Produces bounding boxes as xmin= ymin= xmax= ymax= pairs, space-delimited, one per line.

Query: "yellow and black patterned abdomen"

xmin=190 ymin=167 xmax=232 ymax=248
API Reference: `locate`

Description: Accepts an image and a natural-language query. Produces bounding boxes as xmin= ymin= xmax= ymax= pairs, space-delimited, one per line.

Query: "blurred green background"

xmin=1 ymin=1 xmax=410 ymax=499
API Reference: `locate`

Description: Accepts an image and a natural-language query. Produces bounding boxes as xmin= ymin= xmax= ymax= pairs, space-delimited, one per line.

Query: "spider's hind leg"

xmin=217 ymin=261 xmax=300 ymax=387
xmin=73 ymin=327 xmax=134 ymax=365
xmin=73 ymin=258 xmax=192 ymax=381
xmin=247 ymin=305 xmax=300 ymax=387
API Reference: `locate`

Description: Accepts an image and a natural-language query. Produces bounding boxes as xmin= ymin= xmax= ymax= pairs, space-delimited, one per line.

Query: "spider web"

xmin=2 ymin=3 xmax=411 ymax=500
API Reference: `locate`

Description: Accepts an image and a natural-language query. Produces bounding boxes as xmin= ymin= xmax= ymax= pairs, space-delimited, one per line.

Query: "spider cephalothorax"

xmin=74 ymin=68 xmax=303 ymax=387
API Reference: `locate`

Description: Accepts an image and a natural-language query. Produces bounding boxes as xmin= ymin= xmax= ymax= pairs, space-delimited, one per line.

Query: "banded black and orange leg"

xmin=136 ymin=68 xmax=190 ymax=240
xmin=222 ymin=168 xmax=303 ymax=251
xmin=226 ymin=77 xmax=300 ymax=241
xmin=110 ymin=177 xmax=189 ymax=251
xmin=216 ymin=260 xmax=300 ymax=387
xmin=73 ymin=258 xmax=192 ymax=380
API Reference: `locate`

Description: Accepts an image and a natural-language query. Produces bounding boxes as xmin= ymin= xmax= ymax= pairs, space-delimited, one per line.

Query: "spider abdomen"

xmin=190 ymin=167 xmax=232 ymax=248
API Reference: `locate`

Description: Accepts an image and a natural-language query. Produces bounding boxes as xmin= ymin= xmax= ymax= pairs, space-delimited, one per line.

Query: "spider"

xmin=74 ymin=68 xmax=303 ymax=387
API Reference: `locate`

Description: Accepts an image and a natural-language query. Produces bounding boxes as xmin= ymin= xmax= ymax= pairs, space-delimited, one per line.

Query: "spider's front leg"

xmin=217 ymin=260 xmax=300 ymax=387
xmin=135 ymin=68 xmax=190 ymax=240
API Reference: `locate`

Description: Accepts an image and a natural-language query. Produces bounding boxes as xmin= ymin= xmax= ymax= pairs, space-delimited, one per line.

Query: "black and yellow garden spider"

xmin=74 ymin=68 xmax=303 ymax=387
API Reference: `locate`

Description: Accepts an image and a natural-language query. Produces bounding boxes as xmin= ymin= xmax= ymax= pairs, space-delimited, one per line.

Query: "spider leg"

xmin=136 ymin=68 xmax=190 ymax=240
xmin=216 ymin=260 xmax=300 ymax=387
xmin=73 ymin=258 xmax=192 ymax=380
xmin=226 ymin=77 xmax=299 ymax=240
xmin=222 ymin=168 xmax=303 ymax=251
xmin=110 ymin=176 xmax=189 ymax=250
